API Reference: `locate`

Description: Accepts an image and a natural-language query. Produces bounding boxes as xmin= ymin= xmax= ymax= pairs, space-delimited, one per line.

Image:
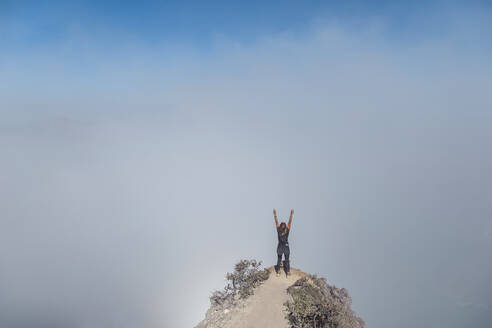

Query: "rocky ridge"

xmin=196 ymin=260 xmax=365 ymax=328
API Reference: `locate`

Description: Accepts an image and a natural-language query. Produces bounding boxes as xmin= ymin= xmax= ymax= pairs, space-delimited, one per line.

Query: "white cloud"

xmin=1 ymin=8 xmax=492 ymax=328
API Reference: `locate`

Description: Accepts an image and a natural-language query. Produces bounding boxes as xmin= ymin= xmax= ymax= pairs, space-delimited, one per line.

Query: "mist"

xmin=1 ymin=9 xmax=492 ymax=328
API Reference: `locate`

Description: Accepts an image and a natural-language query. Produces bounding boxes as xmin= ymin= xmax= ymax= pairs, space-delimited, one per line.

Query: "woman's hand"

xmin=273 ymin=209 xmax=277 ymax=216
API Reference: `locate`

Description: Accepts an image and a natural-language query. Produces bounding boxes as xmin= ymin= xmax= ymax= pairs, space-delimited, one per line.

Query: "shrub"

xmin=284 ymin=275 xmax=365 ymax=328
xmin=210 ymin=259 xmax=270 ymax=306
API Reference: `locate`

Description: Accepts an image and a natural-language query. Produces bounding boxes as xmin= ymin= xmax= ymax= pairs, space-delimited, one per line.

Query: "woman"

xmin=273 ymin=208 xmax=294 ymax=277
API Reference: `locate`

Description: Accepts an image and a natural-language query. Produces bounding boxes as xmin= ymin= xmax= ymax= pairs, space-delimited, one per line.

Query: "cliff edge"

xmin=195 ymin=260 xmax=365 ymax=328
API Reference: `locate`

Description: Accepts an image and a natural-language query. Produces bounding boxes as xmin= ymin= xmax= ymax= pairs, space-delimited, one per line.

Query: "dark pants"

xmin=275 ymin=244 xmax=290 ymax=274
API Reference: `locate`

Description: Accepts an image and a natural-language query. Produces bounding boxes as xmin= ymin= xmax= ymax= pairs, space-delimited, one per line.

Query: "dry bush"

xmin=210 ymin=259 xmax=270 ymax=306
xmin=284 ymin=275 xmax=365 ymax=328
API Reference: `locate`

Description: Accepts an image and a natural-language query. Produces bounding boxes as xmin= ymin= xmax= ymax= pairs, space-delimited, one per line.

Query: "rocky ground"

xmin=196 ymin=267 xmax=305 ymax=328
xmin=196 ymin=262 xmax=365 ymax=328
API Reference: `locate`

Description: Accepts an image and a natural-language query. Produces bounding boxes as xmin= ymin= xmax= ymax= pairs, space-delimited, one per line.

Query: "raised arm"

xmin=273 ymin=209 xmax=279 ymax=228
xmin=288 ymin=209 xmax=294 ymax=229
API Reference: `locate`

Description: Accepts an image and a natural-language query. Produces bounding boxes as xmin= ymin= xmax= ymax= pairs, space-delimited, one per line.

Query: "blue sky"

xmin=3 ymin=0 xmax=490 ymax=51
xmin=2 ymin=0 xmax=491 ymax=92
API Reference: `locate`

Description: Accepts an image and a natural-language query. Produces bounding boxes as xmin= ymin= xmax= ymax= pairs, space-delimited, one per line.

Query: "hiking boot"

xmin=282 ymin=260 xmax=290 ymax=275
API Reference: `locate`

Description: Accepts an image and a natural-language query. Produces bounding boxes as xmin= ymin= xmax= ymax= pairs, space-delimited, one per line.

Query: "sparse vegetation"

xmin=284 ymin=275 xmax=365 ymax=328
xmin=210 ymin=259 xmax=270 ymax=306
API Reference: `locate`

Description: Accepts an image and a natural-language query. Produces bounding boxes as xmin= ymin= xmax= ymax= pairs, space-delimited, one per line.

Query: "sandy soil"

xmin=224 ymin=267 xmax=306 ymax=328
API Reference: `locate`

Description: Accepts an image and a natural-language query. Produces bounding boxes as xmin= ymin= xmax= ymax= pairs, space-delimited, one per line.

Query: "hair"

xmin=279 ymin=222 xmax=288 ymax=236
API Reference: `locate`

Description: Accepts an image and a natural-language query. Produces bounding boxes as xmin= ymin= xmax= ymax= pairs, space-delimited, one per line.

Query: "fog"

xmin=1 ymin=13 xmax=492 ymax=328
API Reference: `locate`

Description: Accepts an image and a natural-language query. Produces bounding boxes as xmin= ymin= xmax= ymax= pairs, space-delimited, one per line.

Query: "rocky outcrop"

xmin=285 ymin=275 xmax=365 ymax=328
xmin=196 ymin=260 xmax=364 ymax=328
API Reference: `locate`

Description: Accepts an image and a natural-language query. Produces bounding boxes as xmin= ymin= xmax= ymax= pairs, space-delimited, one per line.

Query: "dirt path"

xmin=225 ymin=267 xmax=305 ymax=328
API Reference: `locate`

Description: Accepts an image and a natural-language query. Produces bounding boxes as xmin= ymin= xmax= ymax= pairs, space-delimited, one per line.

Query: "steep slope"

xmin=196 ymin=261 xmax=364 ymax=328
xmin=226 ymin=267 xmax=305 ymax=328
xmin=196 ymin=266 xmax=305 ymax=328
